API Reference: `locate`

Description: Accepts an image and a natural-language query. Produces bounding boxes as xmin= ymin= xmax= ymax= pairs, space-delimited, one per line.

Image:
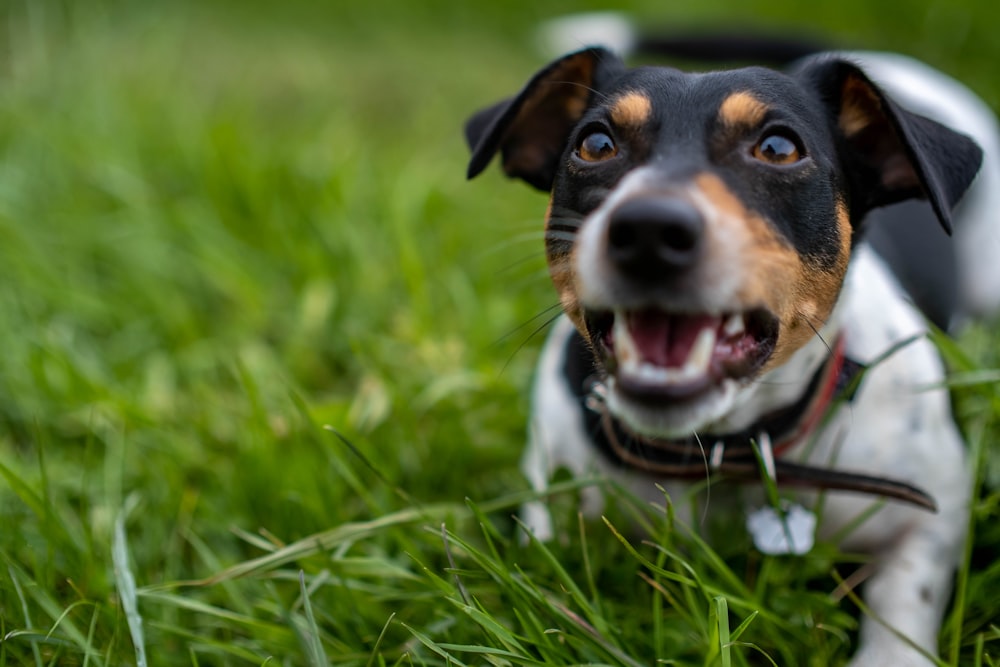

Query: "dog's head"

xmin=465 ymin=48 xmax=982 ymax=437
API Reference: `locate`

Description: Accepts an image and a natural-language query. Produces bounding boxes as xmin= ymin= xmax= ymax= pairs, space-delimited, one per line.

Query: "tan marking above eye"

xmin=718 ymin=91 xmax=769 ymax=128
xmin=577 ymin=131 xmax=618 ymax=162
xmin=610 ymin=92 xmax=652 ymax=127
xmin=753 ymin=134 xmax=802 ymax=164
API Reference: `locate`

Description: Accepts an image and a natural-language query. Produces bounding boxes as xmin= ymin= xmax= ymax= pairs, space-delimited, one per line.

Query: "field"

xmin=0 ymin=0 xmax=998 ymax=664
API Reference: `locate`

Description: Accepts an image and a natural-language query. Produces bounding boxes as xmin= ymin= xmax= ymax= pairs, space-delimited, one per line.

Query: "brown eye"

xmin=753 ymin=133 xmax=802 ymax=164
xmin=577 ymin=131 xmax=617 ymax=162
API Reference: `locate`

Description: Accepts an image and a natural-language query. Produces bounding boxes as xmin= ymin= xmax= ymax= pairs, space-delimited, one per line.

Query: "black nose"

xmin=606 ymin=197 xmax=704 ymax=279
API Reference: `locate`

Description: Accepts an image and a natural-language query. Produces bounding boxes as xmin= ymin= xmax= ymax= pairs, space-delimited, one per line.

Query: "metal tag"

xmin=746 ymin=502 xmax=816 ymax=555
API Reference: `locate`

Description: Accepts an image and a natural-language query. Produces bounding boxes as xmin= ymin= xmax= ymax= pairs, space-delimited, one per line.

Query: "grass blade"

xmin=298 ymin=570 xmax=329 ymax=667
xmin=713 ymin=596 xmax=731 ymax=667
xmin=112 ymin=515 xmax=147 ymax=667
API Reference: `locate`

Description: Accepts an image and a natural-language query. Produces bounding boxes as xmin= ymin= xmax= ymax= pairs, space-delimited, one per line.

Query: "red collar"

xmin=587 ymin=337 xmax=936 ymax=510
xmin=771 ymin=335 xmax=847 ymax=457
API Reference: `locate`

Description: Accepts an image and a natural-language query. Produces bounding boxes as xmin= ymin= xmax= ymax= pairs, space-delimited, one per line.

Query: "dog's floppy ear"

xmin=799 ymin=57 xmax=983 ymax=234
xmin=465 ymin=47 xmax=625 ymax=191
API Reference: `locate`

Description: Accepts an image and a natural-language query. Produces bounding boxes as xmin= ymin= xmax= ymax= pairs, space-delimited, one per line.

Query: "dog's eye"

xmin=577 ymin=131 xmax=618 ymax=162
xmin=753 ymin=133 xmax=802 ymax=164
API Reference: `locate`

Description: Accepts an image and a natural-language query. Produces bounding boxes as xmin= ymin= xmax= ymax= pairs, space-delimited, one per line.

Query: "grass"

xmin=0 ymin=0 xmax=998 ymax=664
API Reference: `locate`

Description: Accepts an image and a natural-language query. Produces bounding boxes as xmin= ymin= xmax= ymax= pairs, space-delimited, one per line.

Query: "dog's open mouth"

xmin=587 ymin=308 xmax=778 ymax=400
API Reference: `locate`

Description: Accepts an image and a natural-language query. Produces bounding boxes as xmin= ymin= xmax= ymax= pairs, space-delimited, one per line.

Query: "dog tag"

xmin=745 ymin=503 xmax=816 ymax=555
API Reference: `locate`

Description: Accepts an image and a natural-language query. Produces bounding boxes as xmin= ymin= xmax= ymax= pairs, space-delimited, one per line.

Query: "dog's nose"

xmin=606 ymin=197 xmax=703 ymax=279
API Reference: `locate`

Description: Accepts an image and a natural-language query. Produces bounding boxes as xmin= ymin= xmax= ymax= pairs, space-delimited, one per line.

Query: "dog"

xmin=464 ymin=21 xmax=1000 ymax=667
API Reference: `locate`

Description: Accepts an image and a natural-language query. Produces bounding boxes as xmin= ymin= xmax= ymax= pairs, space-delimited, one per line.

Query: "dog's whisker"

xmin=491 ymin=302 xmax=564 ymax=351
xmin=508 ymin=218 xmax=554 ymax=231
xmin=493 ymin=252 xmax=548 ymax=277
xmin=500 ymin=230 xmax=550 ymax=245
xmin=802 ymin=313 xmax=834 ymax=356
xmin=478 ymin=232 xmax=549 ymax=259
xmin=498 ymin=309 xmax=565 ymax=377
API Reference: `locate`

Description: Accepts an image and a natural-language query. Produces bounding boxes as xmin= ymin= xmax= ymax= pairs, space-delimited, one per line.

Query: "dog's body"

xmin=465 ymin=27 xmax=999 ymax=666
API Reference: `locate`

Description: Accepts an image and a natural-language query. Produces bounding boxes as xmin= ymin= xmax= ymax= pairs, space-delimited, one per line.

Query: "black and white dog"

xmin=465 ymin=16 xmax=1000 ymax=667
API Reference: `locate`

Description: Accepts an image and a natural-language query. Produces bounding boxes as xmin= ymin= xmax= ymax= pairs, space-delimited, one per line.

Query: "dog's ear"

xmin=465 ymin=47 xmax=625 ymax=191
xmin=799 ymin=57 xmax=983 ymax=235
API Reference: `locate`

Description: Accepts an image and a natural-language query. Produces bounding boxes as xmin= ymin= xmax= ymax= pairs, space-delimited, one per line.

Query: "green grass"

xmin=0 ymin=0 xmax=998 ymax=664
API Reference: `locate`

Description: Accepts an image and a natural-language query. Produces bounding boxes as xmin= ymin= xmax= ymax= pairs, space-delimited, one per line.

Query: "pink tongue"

xmin=626 ymin=311 xmax=720 ymax=367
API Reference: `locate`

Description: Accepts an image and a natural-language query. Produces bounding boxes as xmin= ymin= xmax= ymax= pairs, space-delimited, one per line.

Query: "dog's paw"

xmin=846 ymin=644 xmax=937 ymax=667
xmin=519 ymin=500 xmax=555 ymax=542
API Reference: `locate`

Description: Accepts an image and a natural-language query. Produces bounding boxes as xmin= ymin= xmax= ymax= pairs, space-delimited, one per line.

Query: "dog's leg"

xmin=855 ymin=436 xmax=969 ymax=667
xmin=520 ymin=317 xmax=606 ymax=540
xmin=793 ymin=247 xmax=969 ymax=666
xmin=520 ymin=424 xmax=559 ymax=542
xmin=825 ymin=262 xmax=971 ymax=665
xmin=845 ymin=462 xmax=968 ymax=667
xmin=816 ymin=424 xmax=968 ymax=667
xmin=848 ymin=514 xmax=965 ymax=667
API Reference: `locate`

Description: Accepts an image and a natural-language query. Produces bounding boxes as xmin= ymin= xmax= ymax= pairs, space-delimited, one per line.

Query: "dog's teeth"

xmin=612 ymin=310 xmax=638 ymax=364
xmin=615 ymin=314 xmax=720 ymax=386
xmin=636 ymin=362 xmax=671 ymax=383
xmin=723 ymin=313 xmax=745 ymax=337
xmin=682 ymin=326 xmax=716 ymax=377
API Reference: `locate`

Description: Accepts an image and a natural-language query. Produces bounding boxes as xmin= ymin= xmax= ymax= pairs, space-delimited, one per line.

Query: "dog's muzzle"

xmin=578 ymin=194 xmax=779 ymax=402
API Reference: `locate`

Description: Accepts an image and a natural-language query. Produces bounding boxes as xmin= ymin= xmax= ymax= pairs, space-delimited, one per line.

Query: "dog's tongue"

xmin=625 ymin=310 xmax=721 ymax=367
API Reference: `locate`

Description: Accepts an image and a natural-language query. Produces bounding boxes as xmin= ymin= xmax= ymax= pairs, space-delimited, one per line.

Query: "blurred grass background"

xmin=0 ymin=0 xmax=998 ymax=664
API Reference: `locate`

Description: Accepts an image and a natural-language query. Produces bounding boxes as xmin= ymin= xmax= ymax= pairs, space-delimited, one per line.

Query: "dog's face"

xmin=466 ymin=49 xmax=981 ymax=438
xmin=544 ymin=66 xmax=854 ymax=435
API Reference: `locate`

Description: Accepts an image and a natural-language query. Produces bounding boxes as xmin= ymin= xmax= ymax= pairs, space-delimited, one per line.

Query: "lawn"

xmin=0 ymin=0 xmax=998 ymax=664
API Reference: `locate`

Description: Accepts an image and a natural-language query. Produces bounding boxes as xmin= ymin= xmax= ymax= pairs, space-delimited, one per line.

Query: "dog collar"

xmin=571 ymin=334 xmax=937 ymax=511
